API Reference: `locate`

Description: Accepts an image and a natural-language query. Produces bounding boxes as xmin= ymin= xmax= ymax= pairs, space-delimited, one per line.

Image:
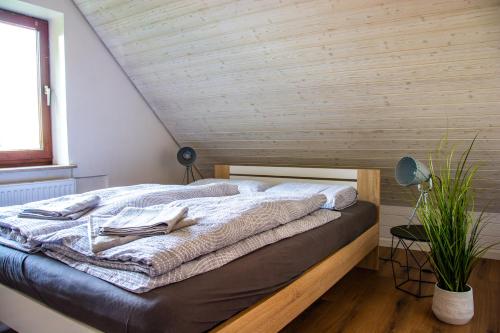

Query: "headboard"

xmin=213 ymin=165 xmax=380 ymax=210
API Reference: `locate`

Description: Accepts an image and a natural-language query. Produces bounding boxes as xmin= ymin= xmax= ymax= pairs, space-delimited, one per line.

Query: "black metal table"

xmin=390 ymin=224 xmax=434 ymax=298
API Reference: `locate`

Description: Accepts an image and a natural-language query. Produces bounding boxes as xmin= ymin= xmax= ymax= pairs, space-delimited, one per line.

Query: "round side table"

xmin=390 ymin=224 xmax=434 ymax=298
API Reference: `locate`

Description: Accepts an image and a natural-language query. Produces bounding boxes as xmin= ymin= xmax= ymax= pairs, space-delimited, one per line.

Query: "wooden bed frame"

xmin=0 ymin=165 xmax=380 ymax=333
xmin=210 ymin=165 xmax=380 ymax=333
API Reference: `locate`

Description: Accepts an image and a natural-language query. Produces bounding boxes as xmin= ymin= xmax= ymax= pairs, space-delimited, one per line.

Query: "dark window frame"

xmin=0 ymin=9 xmax=52 ymax=167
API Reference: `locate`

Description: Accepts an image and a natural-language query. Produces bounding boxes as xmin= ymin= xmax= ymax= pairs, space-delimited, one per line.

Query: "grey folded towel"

xmin=19 ymin=195 xmax=100 ymax=220
xmin=18 ymin=206 xmax=94 ymax=221
xmin=98 ymin=206 xmax=188 ymax=236
xmin=88 ymin=214 xmax=196 ymax=253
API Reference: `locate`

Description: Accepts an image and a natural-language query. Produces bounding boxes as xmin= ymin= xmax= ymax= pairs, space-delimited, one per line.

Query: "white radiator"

xmin=0 ymin=179 xmax=76 ymax=207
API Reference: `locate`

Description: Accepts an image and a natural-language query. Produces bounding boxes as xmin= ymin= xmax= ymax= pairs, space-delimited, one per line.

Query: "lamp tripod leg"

xmin=190 ymin=166 xmax=196 ymax=182
xmin=406 ymin=190 xmax=425 ymax=227
xmin=181 ymin=168 xmax=187 ymax=184
xmin=187 ymin=166 xmax=190 ymax=184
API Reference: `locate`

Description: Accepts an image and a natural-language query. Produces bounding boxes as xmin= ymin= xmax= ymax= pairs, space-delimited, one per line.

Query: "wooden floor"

xmin=281 ymin=247 xmax=499 ymax=333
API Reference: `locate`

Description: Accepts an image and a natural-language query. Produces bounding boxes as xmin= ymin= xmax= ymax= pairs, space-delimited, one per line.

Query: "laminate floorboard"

xmin=281 ymin=247 xmax=499 ymax=333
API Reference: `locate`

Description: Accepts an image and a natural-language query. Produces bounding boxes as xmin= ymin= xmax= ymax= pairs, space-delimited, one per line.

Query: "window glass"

xmin=0 ymin=21 xmax=41 ymax=151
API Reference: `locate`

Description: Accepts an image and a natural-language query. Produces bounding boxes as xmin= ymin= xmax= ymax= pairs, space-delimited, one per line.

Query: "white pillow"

xmin=188 ymin=178 xmax=272 ymax=193
xmin=265 ymin=182 xmax=357 ymax=210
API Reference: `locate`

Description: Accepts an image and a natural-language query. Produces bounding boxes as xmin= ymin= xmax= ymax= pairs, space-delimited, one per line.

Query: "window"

xmin=0 ymin=9 xmax=52 ymax=167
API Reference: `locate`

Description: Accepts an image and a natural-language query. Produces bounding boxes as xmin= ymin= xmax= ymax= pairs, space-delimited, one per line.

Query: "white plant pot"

xmin=432 ymin=284 xmax=474 ymax=325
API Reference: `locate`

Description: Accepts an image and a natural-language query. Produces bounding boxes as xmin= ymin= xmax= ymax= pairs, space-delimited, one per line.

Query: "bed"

xmin=0 ymin=165 xmax=380 ymax=333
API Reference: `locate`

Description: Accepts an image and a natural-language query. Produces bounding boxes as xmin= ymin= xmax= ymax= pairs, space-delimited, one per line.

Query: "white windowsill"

xmin=0 ymin=164 xmax=76 ymax=174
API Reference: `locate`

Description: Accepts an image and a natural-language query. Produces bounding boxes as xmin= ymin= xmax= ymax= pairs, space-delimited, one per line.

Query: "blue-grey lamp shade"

xmin=395 ymin=156 xmax=431 ymax=186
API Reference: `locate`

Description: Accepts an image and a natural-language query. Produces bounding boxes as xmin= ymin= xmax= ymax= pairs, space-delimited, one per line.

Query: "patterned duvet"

xmin=0 ymin=183 xmax=340 ymax=293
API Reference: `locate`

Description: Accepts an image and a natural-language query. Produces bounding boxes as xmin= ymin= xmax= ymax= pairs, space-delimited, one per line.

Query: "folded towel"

xmin=98 ymin=206 xmax=188 ymax=236
xmin=18 ymin=206 xmax=94 ymax=221
xmin=89 ymin=214 xmax=196 ymax=253
xmin=20 ymin=195 xmax=100 ymax=219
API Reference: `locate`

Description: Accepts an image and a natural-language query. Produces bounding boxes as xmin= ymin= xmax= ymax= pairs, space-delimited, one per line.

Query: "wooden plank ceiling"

xmin=74 ymin=0 xmax=500 ymax=211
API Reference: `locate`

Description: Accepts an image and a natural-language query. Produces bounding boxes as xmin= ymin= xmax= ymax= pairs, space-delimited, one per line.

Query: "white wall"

xmin=0 ymin=0 xmax=184 ymax=189
xmin=381 ymin=205 xmax=500 ymax=260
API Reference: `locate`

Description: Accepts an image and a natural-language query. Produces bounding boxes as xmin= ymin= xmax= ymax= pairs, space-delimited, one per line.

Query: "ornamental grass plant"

xmin=416 ymin=137 xmax=496 ymax=292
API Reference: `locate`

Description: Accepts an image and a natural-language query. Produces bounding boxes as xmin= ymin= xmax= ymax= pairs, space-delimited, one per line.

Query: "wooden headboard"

xmin=213 ymin=165 xmax=380 ymax=209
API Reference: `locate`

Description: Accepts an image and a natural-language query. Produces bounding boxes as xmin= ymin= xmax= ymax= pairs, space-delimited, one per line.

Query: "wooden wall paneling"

xmin=74 ymin=0 xmax=500 ymax=211
xmin=175 ymin=128 xmax=500 ymax=142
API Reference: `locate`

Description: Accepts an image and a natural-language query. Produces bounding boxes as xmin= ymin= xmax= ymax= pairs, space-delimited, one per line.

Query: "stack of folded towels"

xmin=89 ymin=206 xmax=194 ymax=253
xmin=19 ymin=195 xmax=101 ymax=220
xmin=98 ymin=206 xmax=190 ymax=236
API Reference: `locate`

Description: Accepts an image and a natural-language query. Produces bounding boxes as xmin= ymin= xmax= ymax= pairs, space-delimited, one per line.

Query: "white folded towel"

xmin=89 ymin=214 xmax=196 ymax=253
xmin=98 ymin=206 xmax=188 ymax=236
xmin=19 ymin=195 xmax=100 ymax=220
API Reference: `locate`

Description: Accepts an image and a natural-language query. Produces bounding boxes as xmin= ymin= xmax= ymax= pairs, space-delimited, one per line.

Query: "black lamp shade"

xmin=177 ymin=147 xmax=197 ymax=166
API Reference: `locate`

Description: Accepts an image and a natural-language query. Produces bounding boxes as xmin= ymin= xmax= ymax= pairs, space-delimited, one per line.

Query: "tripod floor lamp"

xmin=389 ymin=156 xmax=435 ymax=298
xmin=177 ymin=147 xmax=197 ymax=184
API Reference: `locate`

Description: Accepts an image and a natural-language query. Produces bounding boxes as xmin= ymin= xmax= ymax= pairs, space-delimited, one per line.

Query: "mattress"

xmin=0 ymin=201 xmax=376 ymax=333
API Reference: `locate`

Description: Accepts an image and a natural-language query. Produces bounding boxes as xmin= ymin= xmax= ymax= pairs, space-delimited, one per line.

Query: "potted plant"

xmin=416 ymin=138 xmax=496 ymax=325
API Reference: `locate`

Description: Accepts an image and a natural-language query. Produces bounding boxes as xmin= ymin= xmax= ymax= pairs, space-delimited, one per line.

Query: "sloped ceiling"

xmin=74 ymin=0 xmax=500 ymax=211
